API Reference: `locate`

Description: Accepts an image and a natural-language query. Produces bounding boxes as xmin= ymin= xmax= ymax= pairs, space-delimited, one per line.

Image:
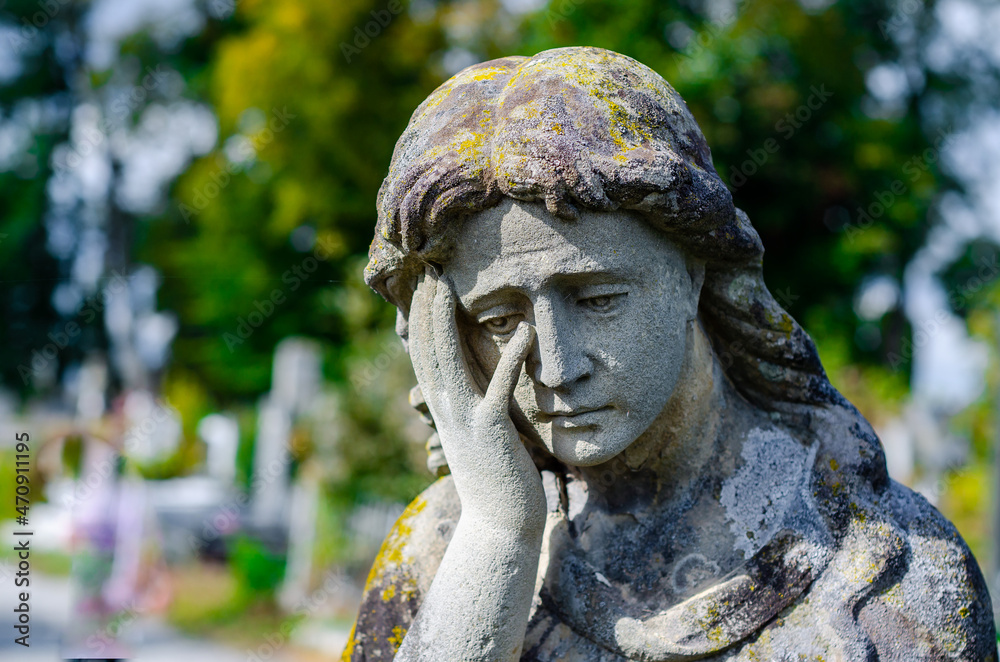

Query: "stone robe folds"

xmin=342 ymin=416 xmax=996 ymax=661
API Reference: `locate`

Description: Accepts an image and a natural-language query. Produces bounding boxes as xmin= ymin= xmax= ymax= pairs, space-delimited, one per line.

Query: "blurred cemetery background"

xmin=1 ymin=0 xmax=999 ymax=657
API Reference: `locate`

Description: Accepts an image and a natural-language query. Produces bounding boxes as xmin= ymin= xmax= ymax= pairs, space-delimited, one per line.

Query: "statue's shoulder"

xmin=341 ymin=476 xmax=460 ymax=662
xmin=856 ymin=480 xmax=997 ymax=660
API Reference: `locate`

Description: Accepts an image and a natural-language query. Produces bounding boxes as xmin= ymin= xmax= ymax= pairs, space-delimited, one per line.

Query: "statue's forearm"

xmin=395 ymin=513 xmax=544 ymax=661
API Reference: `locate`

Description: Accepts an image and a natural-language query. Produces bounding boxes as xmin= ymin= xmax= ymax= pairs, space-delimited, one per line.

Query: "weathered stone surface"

xmin=346 ymin=473 xmax=995 ymax=660
xmin=345 ymin=46 xmax=998 ymax=661
xmin=341 ymin=479 xmax=459 ymax=660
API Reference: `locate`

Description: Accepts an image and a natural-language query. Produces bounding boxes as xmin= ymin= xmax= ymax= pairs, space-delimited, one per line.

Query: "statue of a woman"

xmin=343 ymin=46 xmax=997 ymax=661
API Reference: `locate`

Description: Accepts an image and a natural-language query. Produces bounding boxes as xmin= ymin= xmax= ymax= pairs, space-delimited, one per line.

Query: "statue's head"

xmin=443 ymin=198 xmax=703 ymax=466
xmin=366 ymin=46 xmax=857 ymax=467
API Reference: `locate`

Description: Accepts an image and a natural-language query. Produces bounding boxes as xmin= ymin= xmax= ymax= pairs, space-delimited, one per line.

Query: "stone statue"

xmin=343 ymin=46 xmax=997 ymax=661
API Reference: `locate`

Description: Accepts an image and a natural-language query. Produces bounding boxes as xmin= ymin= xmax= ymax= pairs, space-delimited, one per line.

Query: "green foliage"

xmin=944 ymin=246 xmax=1000 ymax=462
xmin=235 ymin=407 xmax=260 ymax=493
xmin=317 ymin=258 xmax=429 ymax=506
xmin=4 ymin=0 xmax=997 ymax=561
xmin=126 ymin=0 xmax=998 ymax=518
xmin=145 ymin=0 xmax=448 ymax=402
xmin=0 ymin=446 xmax=46 ymax=519
xmin=0 ymin=450 xmax=17 ymax=523
xmin=0 ymin=0 xmax=222 ymax=399
xmin=149 ymin=0 xmax=954 ymax=387
xmin=61 ymin=436 xmax=84 ymax=478
xmin=940 ymin=460 xmax=991 ymax=567
xmin=0 ymin=0 xmax=76 ymax=396
xmin=228 ymin=534 xmax=287 ymax=601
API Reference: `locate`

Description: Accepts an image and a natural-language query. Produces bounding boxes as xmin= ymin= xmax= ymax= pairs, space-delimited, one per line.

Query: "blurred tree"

xmin=141 ymin=0 xmax=1000 ymax=504
xmin=0 ymin=0 xmax=232 ymax=482
xmin=146 ymin=0 xmax=447 ymax=400
xmin=0 ymin=0 xmax=80 ymax=395
xmin=144 ymin=0 xmax=451 ymax=505
xmin=6 ymin=0 xmax=997 ymax=534
xmin=151 ymin=0 xmax=999 ymax=404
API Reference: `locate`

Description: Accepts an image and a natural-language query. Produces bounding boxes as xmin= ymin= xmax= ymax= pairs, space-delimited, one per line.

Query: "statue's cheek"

xmin=458 ymin=323 xmax=505 ymax=391
xmin=476 ymin=332 xmax=503 ymax=367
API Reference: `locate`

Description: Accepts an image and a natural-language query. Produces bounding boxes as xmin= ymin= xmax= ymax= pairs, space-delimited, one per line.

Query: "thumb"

xmin=483 ymin=322 xmax=535 ymax=414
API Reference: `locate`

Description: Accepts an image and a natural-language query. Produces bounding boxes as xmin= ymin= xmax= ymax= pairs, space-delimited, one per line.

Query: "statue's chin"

xmin=546 ymin=425 xmax=634 ymax=467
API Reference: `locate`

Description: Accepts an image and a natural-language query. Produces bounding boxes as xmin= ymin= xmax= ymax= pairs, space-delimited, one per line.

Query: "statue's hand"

xmin=409 ymin=267 xmax=544 ymax=531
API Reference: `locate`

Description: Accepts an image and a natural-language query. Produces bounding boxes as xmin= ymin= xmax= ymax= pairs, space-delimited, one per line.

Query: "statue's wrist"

xmin=460 ymin=492 xmax=547 ymax=538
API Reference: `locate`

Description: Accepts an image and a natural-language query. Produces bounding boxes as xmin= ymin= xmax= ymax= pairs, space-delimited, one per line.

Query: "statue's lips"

xmin=539 ymin=406 xmax=612 ymax=428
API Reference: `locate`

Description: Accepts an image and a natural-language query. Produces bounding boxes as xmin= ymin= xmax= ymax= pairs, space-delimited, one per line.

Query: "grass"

xmin=0 ymin=547 xmax=73 ymax=576
xmin=29 ymin=549 xmax=73 ymax=576
xmin=166 ymin=561 xmax=300 ymax=647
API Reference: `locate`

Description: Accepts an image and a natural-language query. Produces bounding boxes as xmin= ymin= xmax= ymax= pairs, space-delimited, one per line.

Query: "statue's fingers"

xmin=482 ymin=322 xmax=535 ymax=417
xmin=408 ymin=269 xmax=438 ymax=395
xmin=406 ymin=272 xmax=426 ymax=382
xmin=464 ymin=341 xmax=492 ymax=398
xmin=408 ymin=385 xmax=435 ymax=428
xmin=431 ymin=275 xmax=478 ymax=406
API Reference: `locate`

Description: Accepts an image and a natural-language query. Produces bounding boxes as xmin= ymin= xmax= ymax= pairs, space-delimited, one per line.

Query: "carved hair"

xmin=365 ymin=47 xmax=847 ymax=419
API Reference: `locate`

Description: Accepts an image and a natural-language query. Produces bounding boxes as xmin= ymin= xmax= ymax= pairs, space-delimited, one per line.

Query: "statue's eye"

xmin=483 ymin=315 xmax=520 ymax=335
xmin=580 ymin=293 xmax=625 ymax=312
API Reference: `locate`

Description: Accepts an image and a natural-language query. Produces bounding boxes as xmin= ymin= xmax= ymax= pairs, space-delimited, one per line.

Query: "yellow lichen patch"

xmin=409 ymin=61 xmax=504 ymax=125
xmin=879 ymin=581 xmax=906 ymax=611
xmin=381 ymin=584 xmax=396 ymax=601
xmin=829 ymin=458 xmax=839 ymax=471
xmin=388 ymin=625 xmax=407 ymax=652
xmin=840 ymin=519 xmax=901 ymax=587
xmin=363 ymin=495 xmax=427 ymax=589
xmin=498 ymin=49 xmax=663 ymax=165
xmin=340 ymin=623 xmax=357 ymax=661
xmin=509 ymin=101 xmax=542 ymax=122
xmin=399 ymin=575 xmax=419 ymax=601
xmin=471 ymin=66 xmax=507 ymax=82
xmin=452 ymin=128 xmax=488 ymax=160
xmin=763 ymin=306 xmax=796 ymax=334
xmin=478 ymin=106 xmax=493 ymax=129
xmin=412 ymin=86 xmax=452 ymax=119
xmin=694 ymin=600 xmax=723 ymax=635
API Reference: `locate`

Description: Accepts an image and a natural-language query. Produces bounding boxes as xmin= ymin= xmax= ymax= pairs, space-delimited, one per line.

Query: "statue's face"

xmin=445 ymin=198 xmax=702 ymax=467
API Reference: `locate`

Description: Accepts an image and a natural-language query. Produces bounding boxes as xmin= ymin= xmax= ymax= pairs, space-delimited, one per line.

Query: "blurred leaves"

xmin=3 ymin=0 xmax=999 ymax=534
xmin=229 ymin=533 xmax=287 ymax=599
xmin=149 ymin=0 xmax=992 ymax=404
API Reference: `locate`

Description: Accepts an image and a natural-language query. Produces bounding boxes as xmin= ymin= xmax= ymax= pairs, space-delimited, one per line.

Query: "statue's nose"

xmin=528 ymin=296 xmax=592 ymax=390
